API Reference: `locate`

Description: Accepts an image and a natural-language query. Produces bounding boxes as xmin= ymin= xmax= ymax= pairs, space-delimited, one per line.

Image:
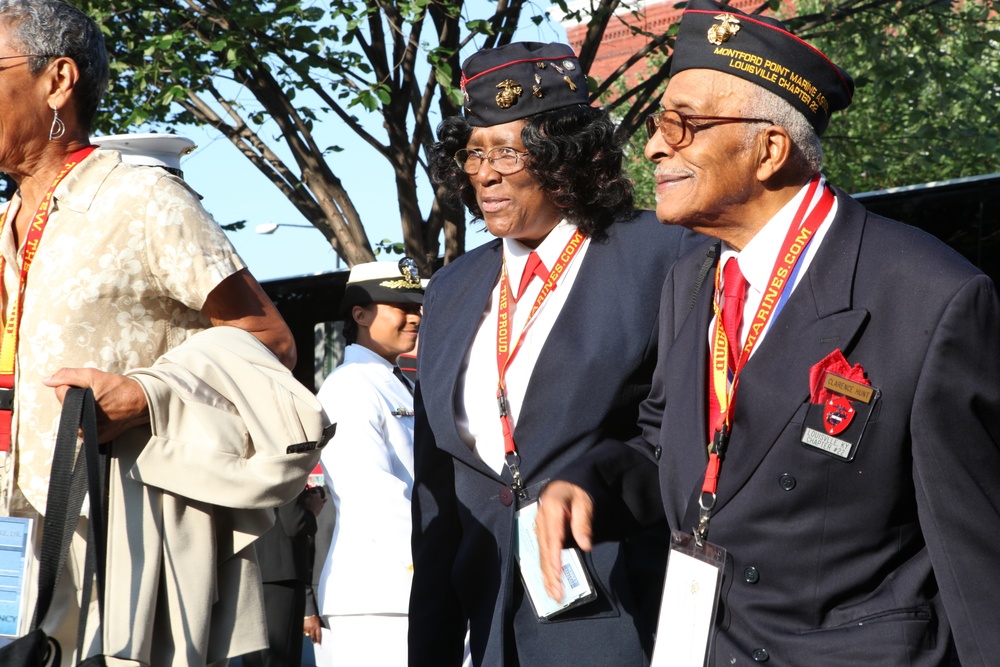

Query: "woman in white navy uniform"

xmin=315 ymin=259 xmax=423 ymax=665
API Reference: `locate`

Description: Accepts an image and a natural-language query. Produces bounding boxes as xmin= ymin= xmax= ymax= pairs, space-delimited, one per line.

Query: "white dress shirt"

xmin=456 ymin=220 xmax=592 ymax=474
xmin=715 ymin=175 xmax=839 ymax=356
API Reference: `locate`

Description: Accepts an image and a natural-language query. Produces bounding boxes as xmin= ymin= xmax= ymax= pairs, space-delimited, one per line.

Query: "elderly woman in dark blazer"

xmin=408 ymin=41 xmax=699 ymax=666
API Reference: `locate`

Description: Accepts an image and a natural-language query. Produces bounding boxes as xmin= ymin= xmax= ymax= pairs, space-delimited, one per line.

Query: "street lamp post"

xmin=254 ymin=222 xmax=341 ymax=268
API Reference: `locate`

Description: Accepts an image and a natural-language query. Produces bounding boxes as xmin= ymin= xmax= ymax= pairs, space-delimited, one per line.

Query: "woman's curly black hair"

xmin=429 ymin=104 xmax=634 ymax=238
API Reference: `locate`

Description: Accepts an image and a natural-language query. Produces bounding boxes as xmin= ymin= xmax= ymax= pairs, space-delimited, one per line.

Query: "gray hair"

xmin=0 ymin=0 xmax=108 ymax=130
xmin=738 ymin=82 xmax=824 ymax=175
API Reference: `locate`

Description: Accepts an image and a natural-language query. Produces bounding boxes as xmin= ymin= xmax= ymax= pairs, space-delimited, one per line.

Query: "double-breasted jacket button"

xmin=751 ymin=648 xmax=770 ymax=662
xmin=743 ymin=565 xmax=760 ymax=584
xmin=653 ymin=445 xmax=662 ymax=460
xmin=778 ymin=473 xmax=796 ymax=491
xmin=499 ymin=486 xmax=514 ymax=507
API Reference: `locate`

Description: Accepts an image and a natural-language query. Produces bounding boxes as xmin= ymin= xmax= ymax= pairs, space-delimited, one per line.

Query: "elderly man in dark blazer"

xmin=537 ymin=2 xmax=1000 ymax=666
xmin=409 ymin=42 xmax=700 ymax=666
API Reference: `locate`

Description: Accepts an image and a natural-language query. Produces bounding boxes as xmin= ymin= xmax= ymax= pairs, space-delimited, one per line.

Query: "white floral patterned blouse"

xmin=0 ymin=148 xmax=245 ymax=516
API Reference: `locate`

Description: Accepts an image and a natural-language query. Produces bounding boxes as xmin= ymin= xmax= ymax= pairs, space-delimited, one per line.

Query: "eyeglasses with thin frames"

xmin=0 ymin=54 xmax=57 ymax=70
xmin=0 ymin=54 xmax=57 ymax=61
xmin=454 ymin=147 xmax=530 ymax=176
xmin=645 ymin=109 xmax=774 ymax=147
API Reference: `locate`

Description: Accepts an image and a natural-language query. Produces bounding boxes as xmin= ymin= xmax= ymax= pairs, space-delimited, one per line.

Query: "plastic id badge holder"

xmin=514 ymin=499 xmax=596 ymax=619
xmin=650 ymin=530 xmax=726 ymax=667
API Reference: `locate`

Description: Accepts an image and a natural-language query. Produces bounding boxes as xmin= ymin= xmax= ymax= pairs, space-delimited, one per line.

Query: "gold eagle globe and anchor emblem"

xmin=495 ymin=79 xmax=523 ymax=109
xmin=707 ymin=13 xmax=741 ymax=45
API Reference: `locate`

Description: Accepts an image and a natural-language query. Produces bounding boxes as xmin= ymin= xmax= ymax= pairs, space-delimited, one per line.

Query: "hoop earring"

xmin=48 ymin=106 xmax=65 ymax=141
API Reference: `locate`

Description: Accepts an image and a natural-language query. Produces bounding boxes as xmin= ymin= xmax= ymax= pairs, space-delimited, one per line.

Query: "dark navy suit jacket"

xmin=561 ymin=190 xmax=1000 ymax=666
xmin=409 ymin=212 xmax=700 ymax=666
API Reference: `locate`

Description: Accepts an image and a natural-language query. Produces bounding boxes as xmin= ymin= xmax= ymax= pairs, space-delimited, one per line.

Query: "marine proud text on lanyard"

xmin=496 ymin=230 xmax=585 ymax=496
xmin=698 ymin=175 xmax=835 ymax=543
xmin=0 ymin=146 xmax=97 ymax=452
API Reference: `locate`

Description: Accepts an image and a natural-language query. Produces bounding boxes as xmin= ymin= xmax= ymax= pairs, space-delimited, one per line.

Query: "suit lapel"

xmin=657 ymin=248 xmax=717 ymax=526
xmin=680 ymin=193 xmax=873 ymax=524
xmin=512 ymin=230 xmax=649 ymax=479
xmin=425 ymin=242 xmax=504 ymax=475
xmin=512 ymin=237 xmax=605 ymax=452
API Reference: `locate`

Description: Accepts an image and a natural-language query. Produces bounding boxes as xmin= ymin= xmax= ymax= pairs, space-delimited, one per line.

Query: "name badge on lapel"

xmin=800 ymin=350 xmax=879 ymax=461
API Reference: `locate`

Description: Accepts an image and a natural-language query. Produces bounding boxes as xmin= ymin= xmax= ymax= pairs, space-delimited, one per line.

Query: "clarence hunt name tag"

xmin=801 ymin=372 xmax=880 ymax=462
xmin=651 ymin=530 xmax=726 ymax=667
xmin=0 ymin=516 xmax=34 ymax=643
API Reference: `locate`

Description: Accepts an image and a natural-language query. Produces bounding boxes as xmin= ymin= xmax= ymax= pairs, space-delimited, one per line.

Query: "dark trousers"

xmin=242 ymin=580 xmax=306 ymax=667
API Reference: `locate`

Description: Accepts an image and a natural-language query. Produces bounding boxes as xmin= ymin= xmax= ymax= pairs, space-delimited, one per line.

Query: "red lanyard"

xmin=495 ymin=229 xmax=585 ymax=489
xmin=0 ymin=146 xmax=96 ymax=451
xmin=698 ymin=177 xmax=835 ymax=538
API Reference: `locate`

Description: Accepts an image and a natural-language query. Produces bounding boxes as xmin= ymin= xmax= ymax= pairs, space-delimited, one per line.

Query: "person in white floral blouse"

xmin=0 ymin=1 xmax=297 ymax=664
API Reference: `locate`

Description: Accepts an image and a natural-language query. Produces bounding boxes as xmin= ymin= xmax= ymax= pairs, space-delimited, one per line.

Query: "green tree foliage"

xmin=628 ymin=0 xmax=1000 ymax=209
xmin=793 ymin=0 xmax=1000 ymax=193
xmin=74 ymin=0 xmax=507 ymax=273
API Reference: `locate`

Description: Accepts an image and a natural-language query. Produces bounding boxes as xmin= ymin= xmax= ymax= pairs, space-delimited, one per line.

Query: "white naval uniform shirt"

xmin=714 ymin=175 xmax=839 ymax=356
xmin=316 ymin=343 xmax=416 ymax=615
xmin=456 ymin=220 xmax=591 ymax=474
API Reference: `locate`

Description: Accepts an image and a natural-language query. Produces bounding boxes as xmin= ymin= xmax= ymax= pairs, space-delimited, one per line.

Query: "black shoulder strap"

xmin=689 ymin=241 xmax=721 ymax=312
xmin=30 ymin=387 xmax=93 ymax=630
xmin=75 ymin=390 xmax=106 ymax=658
xmin=28 ymin=386 xmax=106 ymax=662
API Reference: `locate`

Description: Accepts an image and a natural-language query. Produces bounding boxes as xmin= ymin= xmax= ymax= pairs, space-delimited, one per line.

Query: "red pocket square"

xmin=809 ymin=349 xmax=869 ymax=404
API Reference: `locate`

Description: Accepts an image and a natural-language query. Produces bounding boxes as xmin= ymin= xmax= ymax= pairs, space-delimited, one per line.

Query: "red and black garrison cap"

xmin=670 ymin=0 xmax=854 ymax=136
xmin=460 ymin=42 xmax=591 ymax=127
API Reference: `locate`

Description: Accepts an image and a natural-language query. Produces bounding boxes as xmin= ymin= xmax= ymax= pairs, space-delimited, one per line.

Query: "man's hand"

xmin=43 ymin=368 xmax=150 ymax=444
xmin=302 ymin=487 xmax=327 ymax=516
xmin=303 ymin=615 xmax=322 ymax=645
xmin=535 ymin=481 xmax=595 ymax=603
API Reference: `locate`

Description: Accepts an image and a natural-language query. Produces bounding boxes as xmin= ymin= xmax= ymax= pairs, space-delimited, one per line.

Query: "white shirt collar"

xmin=344 ymin=342 xmax=396 ymax=371
xmin=721 ymin=175 xmax=829 ymax=294
xmin=501 ymin=219 xmax=576 ymax=283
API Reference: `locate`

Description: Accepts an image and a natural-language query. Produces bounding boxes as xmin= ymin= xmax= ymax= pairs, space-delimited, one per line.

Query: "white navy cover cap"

xmin=341 ymin=259 xmax=424 ymax=316
xmin=95 ymin=133 xmax=196 ymax=171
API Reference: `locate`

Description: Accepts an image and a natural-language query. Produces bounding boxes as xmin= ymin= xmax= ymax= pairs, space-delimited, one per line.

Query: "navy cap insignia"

xmin=380 ymin=257 xmax=422 ymax=289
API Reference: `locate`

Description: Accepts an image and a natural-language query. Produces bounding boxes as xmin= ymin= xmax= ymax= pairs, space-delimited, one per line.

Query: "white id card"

xmin=650 ymin=530 xmax=726 ymax=667
xmin=0 ymin=516 xmax=35 ymax=644
xmin=514 ymin=499 xmax=596 ymax=619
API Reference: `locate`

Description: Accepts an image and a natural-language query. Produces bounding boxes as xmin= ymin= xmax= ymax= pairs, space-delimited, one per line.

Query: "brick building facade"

xmin=563 ymin=0 xmax=770 ymax=86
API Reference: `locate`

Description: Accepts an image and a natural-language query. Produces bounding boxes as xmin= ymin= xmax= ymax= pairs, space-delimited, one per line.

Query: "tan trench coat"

xmin=97 ymin=326 xmax=328 ymax=665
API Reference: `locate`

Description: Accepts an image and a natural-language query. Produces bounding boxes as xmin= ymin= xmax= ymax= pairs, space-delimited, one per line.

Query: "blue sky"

xmin=169 ymin=8 xmax=570 ymax=283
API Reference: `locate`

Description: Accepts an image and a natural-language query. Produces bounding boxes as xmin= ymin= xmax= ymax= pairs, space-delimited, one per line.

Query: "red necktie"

xmin=721 ymin=257 xmax=748 ymax=368
xmin=708 ymin=257 xmax=748 ymax=437
xmin=515 ymin=252 xmax=548 ymax=301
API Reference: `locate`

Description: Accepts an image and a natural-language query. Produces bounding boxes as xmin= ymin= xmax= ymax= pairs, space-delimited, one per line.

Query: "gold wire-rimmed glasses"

xmin=454 ymin=147 xmax=530 ymax=175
